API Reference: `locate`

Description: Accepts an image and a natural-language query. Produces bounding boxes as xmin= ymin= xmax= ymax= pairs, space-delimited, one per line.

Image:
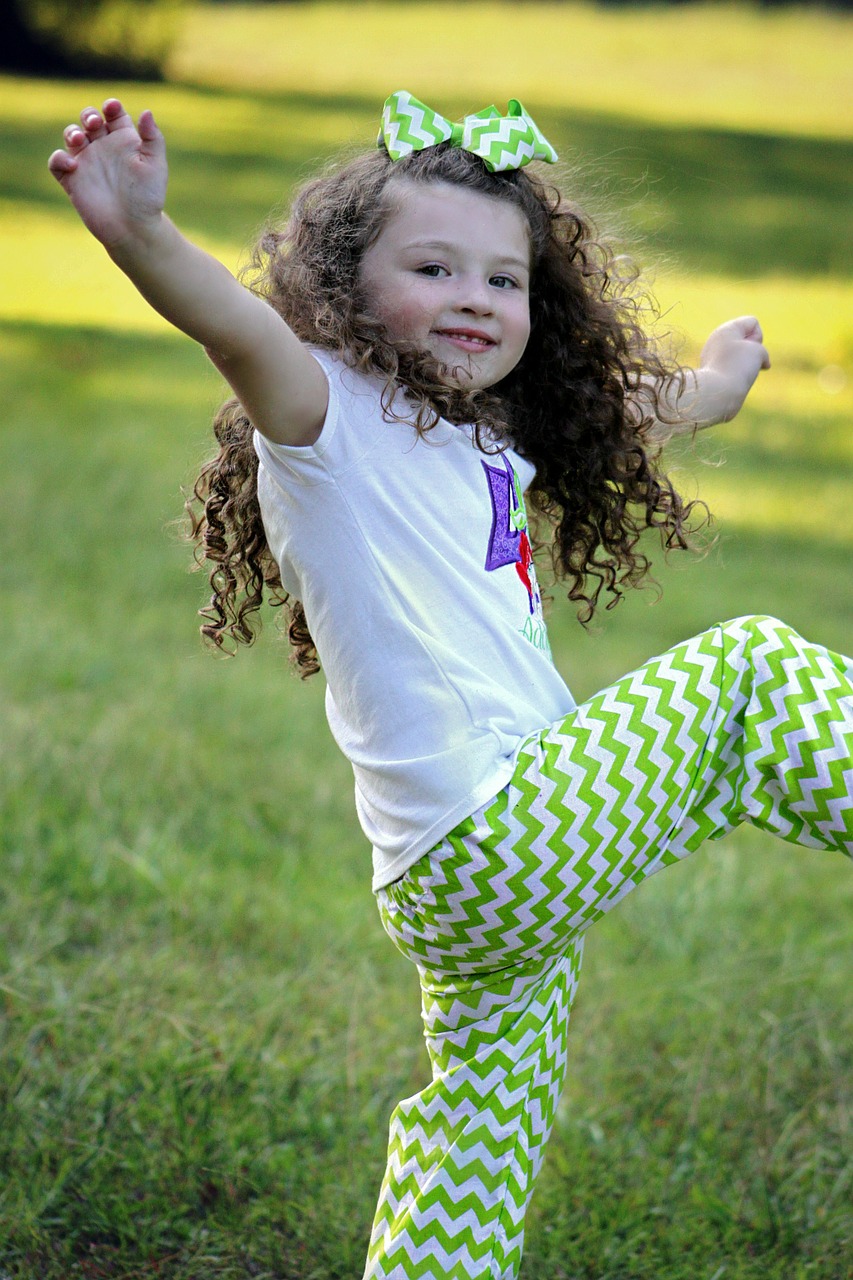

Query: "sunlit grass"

xmin=665 ymin=271 xmax=853 ymax=369
xmin=2 ymin=7 xmax=851 ymax=1273
xmin=6 ymin=188 xmax=851 ymax=551
xmin=1 ymin=320 xmax=850 ymax=1276
xmin=5 ymin=66 xmax=852 ymax=425
xmin=0 ymin=74 xmax=366 ymax=150
xmin=0 ymin=197 xmax=238 ymax=332
xmin=6 ymin=231 xmax=851 ymax=556
xmin=6 ymin=190 xmax=851 ymax=360
xmin=169 ymin=2 xmax=853 ymax=140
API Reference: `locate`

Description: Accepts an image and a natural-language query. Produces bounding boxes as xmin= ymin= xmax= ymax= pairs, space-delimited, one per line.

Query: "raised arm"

xmin=48 ymin=98 xmax=327 ymax=446
xmin=632 ymin=316 xmax=771 ymax=445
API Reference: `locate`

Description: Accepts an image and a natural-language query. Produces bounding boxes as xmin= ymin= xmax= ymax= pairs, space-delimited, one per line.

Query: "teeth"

xmin=444 ymin=333 xmax=490 ymax=345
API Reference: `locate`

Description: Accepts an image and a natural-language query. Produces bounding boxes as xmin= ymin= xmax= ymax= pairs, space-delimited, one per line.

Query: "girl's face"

xmin=358 ymin=180 xmax=531 ymax=390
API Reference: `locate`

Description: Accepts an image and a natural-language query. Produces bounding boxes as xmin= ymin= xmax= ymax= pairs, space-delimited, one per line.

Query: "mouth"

xmin=433 ymin=328 xmax=497 ymax=353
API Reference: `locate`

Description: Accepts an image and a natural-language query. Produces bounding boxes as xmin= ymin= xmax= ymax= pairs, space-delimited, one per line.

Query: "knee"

xmin=717 ymin=615 xmax=803 ymax=667
xmin=720 ymin=614 xmax=793 ymax=644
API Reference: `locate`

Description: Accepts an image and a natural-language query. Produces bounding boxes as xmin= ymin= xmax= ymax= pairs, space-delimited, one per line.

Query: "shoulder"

xmin=309 ymin=348 xmax=381 ymax=395
xmin=252 ymin=351 xmax=401 ymax=481
xmin=309 ymin=349 xmax=428 ymax=436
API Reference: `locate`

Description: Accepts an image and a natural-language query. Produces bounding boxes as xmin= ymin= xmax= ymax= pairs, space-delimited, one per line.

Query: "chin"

xmin=436 ymin=359 xmax=487 ymax=390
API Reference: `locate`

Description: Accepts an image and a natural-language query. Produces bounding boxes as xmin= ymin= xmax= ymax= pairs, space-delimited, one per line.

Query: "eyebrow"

xmin=402 ymin=239 xmax=530 ymax=272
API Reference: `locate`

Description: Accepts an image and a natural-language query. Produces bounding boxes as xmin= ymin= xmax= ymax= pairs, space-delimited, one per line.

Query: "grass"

xmin=1 ymin=324 xmax=850 ymax=1280
xmin=1 ymin=3 xmax=852 ymax=1276
xmin=168 ymin=2 xmax=853 ymax=141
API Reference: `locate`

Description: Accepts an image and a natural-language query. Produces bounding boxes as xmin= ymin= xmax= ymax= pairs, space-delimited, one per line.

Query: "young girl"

xmin=49 ymin=92 xmax=851 ymax=1280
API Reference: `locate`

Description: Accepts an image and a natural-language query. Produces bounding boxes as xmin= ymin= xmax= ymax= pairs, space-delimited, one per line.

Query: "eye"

xmin=490 ymin=274 xmax=519 ymax=290
xmin=416 ymin=264 xmax=448 ymax=278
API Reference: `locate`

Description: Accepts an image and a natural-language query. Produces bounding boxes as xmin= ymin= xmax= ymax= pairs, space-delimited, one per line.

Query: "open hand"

xmin=48 ymin=99 xmax=167 ymax=250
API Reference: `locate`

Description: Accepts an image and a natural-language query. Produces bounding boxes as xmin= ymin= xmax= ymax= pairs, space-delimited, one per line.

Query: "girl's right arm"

xmin=48 ymin=99 xmax=328 ymax=447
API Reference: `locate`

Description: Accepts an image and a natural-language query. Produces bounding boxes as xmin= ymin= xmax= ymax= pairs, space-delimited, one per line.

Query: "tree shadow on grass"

xmin=7 ymin=83 xmax=852 ymax=275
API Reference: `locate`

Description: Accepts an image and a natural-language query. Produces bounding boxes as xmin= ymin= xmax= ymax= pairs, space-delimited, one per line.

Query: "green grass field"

xmin=1 ymin=4 xmax=851 ymax=1276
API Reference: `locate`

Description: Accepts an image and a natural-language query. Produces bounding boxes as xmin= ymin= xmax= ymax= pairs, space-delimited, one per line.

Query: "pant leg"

xmin=364 ymin=939 xmax=583 ymax=1280
xmin=365 ymin=616 xmax=853 ymax=1280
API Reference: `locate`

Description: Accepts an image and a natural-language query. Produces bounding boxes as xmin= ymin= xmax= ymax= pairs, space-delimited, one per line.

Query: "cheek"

xmin=373 ymin=290 xmax=432 ymax=343
xmin=509 ymin=299 xmax=531 ymax=347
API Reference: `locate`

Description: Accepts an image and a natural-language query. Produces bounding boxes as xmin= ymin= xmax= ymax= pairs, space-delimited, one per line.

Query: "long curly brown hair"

xmin=187 ymin=141 xmax=704 ymax=676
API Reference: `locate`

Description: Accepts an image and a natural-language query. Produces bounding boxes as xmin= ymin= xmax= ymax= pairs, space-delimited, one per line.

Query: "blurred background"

xmin=1 ymin=3 xmax=851 ymax=1277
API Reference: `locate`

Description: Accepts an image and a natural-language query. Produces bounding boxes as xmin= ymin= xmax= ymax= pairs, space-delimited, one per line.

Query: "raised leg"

xmin=367 ymin=616 xmax=852 ymax=1279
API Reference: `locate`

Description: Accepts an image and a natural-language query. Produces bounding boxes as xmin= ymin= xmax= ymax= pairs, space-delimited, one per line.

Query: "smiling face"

xmin=357 ymin=180 xmax=532 ymax=390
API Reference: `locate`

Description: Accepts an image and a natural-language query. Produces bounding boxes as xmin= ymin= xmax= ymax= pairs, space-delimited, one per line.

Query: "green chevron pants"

xmin=365 ymin=616 xmax=852 ymax=1280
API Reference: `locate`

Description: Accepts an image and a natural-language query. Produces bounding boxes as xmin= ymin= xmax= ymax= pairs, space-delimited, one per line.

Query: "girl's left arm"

xmin=633 ymin=316 xmax=771 ymax=444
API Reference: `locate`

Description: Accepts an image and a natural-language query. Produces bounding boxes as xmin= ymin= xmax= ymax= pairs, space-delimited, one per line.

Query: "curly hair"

xmin=187 ymin=141 xmax=704 ymax=676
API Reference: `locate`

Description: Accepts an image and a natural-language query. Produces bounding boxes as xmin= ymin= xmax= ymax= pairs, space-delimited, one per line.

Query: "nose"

xmin=453 ymin=274 xmax=494 ymax=316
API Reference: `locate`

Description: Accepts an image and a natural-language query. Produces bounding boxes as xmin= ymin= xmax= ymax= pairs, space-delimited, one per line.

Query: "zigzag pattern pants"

xmin=365 ymin=617 xmax=853 ymax=1280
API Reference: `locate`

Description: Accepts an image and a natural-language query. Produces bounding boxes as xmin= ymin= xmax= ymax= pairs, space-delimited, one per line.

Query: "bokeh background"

xmin=1 ymin=3 xmax=851 ymax=1276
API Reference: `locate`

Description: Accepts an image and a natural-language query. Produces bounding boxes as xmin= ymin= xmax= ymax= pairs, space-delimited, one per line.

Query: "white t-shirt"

xmin=254 ymin=350 xmax=576 ymax=889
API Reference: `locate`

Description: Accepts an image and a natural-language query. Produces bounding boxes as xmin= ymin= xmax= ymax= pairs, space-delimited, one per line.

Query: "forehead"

xmin=377 ymin=180 xmax=531 ymax=260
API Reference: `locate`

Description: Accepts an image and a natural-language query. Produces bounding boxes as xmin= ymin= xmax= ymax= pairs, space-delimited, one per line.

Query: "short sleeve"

xmin=252 ymin=350 xmax=342 ymax=487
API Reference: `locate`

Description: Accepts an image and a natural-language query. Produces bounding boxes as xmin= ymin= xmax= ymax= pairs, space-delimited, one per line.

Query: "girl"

xmin=49 ymin=93 xmax=851 ymax=1280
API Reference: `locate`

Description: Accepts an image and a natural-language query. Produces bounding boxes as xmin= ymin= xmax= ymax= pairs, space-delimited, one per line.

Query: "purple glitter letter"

xmin=482 ymin=458 xmax=520 ymax=571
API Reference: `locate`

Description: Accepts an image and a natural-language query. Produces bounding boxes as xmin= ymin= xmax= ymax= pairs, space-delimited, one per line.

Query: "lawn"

xmin=0 ymin=4 xmax=851 ymax=1277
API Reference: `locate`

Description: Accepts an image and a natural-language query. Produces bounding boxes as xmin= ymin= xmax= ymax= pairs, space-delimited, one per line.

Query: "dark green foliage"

xmin=4 ymin=0 xmax=184 ymax=79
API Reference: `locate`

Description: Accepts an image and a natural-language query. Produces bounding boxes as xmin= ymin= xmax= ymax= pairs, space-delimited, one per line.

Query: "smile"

xmin=434 ymin=329 xmax=496 ymax=352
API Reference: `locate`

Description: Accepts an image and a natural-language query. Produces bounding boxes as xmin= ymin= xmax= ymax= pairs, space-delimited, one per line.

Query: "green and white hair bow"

xmin=378 ymin=89 xmax=558 ymax=174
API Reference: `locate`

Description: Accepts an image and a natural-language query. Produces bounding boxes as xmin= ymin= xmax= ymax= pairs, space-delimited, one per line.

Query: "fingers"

xmin=720 ymin=316 xmax=770 ymax=368
xmin=136 ymin=108 xmax=165 ymax=161
xmin=48 ymin=106 xmax=109 ymax=181
xmin=68 ymin=99 xmax=136 ymax=146
xmin=48 ymin=148 xmax=77 ymax=180
xmin=102 ymin=98 xmax=137 ymax=133
xmin=719 ymin=315 xmax=761 ymax=341
xmin=49 ymin=98 xmax=158 ymax=182
xmin=742 ymin=315 xmax=763 ymax=344
xmin=736 ymin=316 xmax=771 ymax=369
xmin=137 ymin=109 xmax=159 ymax=143
xmin=63 ymin=122 xmax=88 ymax=152
xmin=77 ymin=104 xmax=109 ymax=141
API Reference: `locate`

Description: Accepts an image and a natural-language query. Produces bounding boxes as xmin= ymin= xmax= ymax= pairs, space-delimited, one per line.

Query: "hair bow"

xmin=378 ymin=89 xmax=558 ymax=174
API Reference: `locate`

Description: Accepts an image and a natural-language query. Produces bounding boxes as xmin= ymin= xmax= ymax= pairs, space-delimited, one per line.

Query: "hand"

xmin=698 ymin=316 xmax=771 ymax=421
xmin=48 ymin=98 xmax=167 ymax=251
